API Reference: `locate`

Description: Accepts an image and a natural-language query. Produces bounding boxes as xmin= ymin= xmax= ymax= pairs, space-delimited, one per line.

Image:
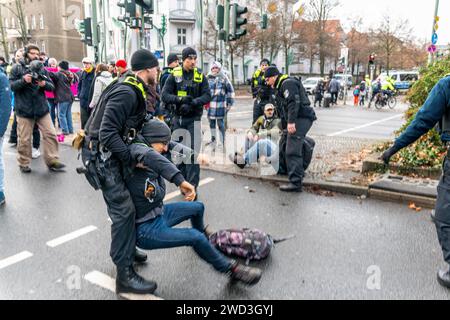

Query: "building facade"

xmin=0 ymin=0 xmax=85 ymax=64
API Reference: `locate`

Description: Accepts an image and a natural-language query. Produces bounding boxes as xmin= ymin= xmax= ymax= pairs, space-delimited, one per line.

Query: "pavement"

xmin=1 ymin=148 xmax=450 ymax=300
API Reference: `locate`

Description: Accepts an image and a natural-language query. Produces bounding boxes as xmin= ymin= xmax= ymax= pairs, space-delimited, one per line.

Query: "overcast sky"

xmin=330 ymin=0 xmax=450 ymax=45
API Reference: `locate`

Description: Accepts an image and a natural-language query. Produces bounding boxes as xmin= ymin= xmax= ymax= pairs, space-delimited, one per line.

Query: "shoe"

xmin=134 ymin=248 xmax=147 ymax=263
xmin=48 ymin=161 xmax=66 ymax=172
xmin=229 ymin=153 xmax=246 ymax=169
xmin=437 ymin=269 xmax=450 ymax=289
xmin=279 ymin=183 xmax=303 ymax=193
xmin=116 ymin=266 xmax=157 ymax=294
xmin=204 ymin=224 xmax=215 ymax=238
xmin=0 ymin=191 xmax=5 ymax=206
xmin=229 ymin=261 xmax=262 ymax=285
xmin=32 ymin=148 xmax=41 ymax=159
xmin=8 ymin=137 xmax=17 ymax=145
xmin=19 ymin=166 xmax=32 ymax=173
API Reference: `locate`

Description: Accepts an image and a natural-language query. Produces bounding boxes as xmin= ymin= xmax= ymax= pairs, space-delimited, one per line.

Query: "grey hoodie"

xmin=90 ymin=71 xmax=113 ymax=108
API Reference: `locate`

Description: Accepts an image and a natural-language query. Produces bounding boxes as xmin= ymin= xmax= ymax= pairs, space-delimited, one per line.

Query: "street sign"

xmin=154 ymin=50 xmax=164 ymax=60
xmin=428 ymin=44 xmax=437 ymax=53
xmin=432 ymin=33 xmax=438 ymax=45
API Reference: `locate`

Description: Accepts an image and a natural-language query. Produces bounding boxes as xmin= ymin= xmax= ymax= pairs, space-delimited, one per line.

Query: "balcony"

xmin=169 ymin=9 xmax=196 ymax=24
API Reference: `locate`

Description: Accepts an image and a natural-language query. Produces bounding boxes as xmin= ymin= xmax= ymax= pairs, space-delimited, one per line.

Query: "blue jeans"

xmin=0 ymin=137 xmax=4 ymax=193
xmin=58 ymin=101 xmax=73 ymax=134
xmin=209 ymin=118 xmax=226 ymax=145
xmin=244 ymin=139 xmax=278 ymax=164
xmin=136 ymin=202 xmax=232 ymax=273
xmin=48 ymin=99 xmax=57 ymax=127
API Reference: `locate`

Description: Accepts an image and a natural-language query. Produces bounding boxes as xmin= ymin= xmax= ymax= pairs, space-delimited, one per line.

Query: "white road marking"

xmin=228 ymin=111 xmax=253 ymax=117
xmin=46 ymin=225 xmax=98 ymax=248
xmin=84 ymin=270 xmax=162 ymax=300
xmin=327 ymin=114 xmax=403 ymax=137
xmin=0 ymin=251 xmax=33 ymax=270
xmin=164 ymin=177 xmax=215 ymax=201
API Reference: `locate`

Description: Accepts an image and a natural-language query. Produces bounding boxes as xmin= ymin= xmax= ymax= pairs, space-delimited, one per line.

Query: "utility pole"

xmin=429 ymin=0 xmax=440 ymax=64
xmin=199 ymin=0 xmax=204 ymax=69
xmin=91 ymin=0 xmax=100 ymax=63
xmin=224 ymin=0 xmax=230 ymax=71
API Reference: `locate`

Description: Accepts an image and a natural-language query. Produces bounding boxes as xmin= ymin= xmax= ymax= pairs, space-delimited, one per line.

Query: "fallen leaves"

xmin=408 ymin=202 xmax=422 ymax=212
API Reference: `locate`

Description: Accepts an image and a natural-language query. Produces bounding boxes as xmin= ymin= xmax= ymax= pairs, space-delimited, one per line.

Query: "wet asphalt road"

xmin=0 ymin=145 xmax=449 ymax=300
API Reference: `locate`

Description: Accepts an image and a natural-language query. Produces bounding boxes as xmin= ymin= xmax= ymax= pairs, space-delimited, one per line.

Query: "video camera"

xmin=25 ymin=60 xmax=49 ymax=84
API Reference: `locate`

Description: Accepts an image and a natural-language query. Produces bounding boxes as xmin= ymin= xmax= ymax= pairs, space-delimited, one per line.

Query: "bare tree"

xmin=0 ymin=0 xmax=29 ymax=47
xmin=0 ymin=5 xmax=8 ymax=57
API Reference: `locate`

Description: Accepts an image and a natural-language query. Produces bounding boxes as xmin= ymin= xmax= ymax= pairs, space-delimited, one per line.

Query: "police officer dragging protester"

xmin=251 ymin=59 xmax=272 ymax=124
xmin=82 ymin=49 xmax=160 ymax=294
xmin=381 ymin=74 xmax=450 ymax=289
xmin=161 ymin=47 xmax=211 ymax=193
xmin=264 ymin=66 xmax=317 ymax=192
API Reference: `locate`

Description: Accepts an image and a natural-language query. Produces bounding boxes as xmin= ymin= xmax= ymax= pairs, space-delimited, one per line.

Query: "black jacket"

xmin=77 ymin=69 xmax=95 ymax=102
xmin=9 ymin=60 xmax=54 ymax=119
xmin=127 ymin=142 xmax=186 ymax=224
xmin=99 ymin=76 xmax=147 ymax=166
xmin=159 ymin=67 xmax=173 ymax=90
xmin=49 ymin=70 xmax=77 ymax=103
xmin=161 ymin=68 xmax=211 ymax=119
xmin=275 ymin=76 xmax=317 ymax=126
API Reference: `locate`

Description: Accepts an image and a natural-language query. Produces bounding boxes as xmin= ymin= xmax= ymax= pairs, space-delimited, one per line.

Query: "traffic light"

xmin=261 ymin=14 xmax=268 ymax=29
xmin=161 ymin=14 xmax=167 ymax=36
xmin=79 ymin=18 xmax=93 ymax=46
xmin=229 ymin=3 xmax=247 ymax=41
xmin=136 ymin=0 xmax=153 ymax=14
xmin=117 ymin=0 xmax=136 ymax=23
xmin=369 ymin=53 xmax=376 ymax=65
xmin=216 ymin=4 xmax=224 ymax=30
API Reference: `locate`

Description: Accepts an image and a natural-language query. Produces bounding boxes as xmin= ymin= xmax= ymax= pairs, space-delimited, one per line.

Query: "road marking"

xmin=228 ymin=111 xmax=253 ymax=117
xmin=84 ymin=270 xmax=162 ymax=300
xmin=327 ymin=114 xmax=403 ymax=137
xmin=0 ymin=251 xmax=33 ymax=270
xmin=164 ymin=177 xmax=215 ymax=201
xmin=46 ymin=225 xmax=98 ymax=248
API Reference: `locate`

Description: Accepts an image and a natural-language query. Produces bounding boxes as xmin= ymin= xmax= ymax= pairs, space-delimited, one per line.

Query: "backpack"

xmin=209 ymin=228 xmax=294 ymax=264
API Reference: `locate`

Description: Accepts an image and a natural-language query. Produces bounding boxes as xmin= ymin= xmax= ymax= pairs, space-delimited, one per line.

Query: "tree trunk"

xmin=0 ymin=6 xmax=9 ymax=57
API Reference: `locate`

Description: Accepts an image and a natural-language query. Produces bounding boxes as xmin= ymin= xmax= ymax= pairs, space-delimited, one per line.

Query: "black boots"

xmin=437 ymin=269 xmax=450 ymax=289
xmin=279 ymin=183 xmax=303 ymax=193
xmin=116 ymin=266 xmax=157 ymax=294
xmin=134 ymin=248 xmax=147 ymax=263
xmin=229 ymin=153 xmax=246 ymax=169
xmin=229 ymin=261 xmax=262 ymax=285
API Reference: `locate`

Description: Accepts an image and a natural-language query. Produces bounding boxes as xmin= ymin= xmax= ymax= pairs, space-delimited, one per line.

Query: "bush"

xmin=376 ymin=57 xmax=450 ymax=168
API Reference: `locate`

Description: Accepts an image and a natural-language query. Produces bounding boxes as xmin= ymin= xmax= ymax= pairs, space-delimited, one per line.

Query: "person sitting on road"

xmin=126 ymin=119 xmax=263 ymax=286
xmin=230 ymin=103 xmax=282 ymax=169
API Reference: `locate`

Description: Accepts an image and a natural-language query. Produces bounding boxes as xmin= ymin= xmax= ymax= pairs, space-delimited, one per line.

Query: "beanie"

xmin=182 ymin=47 xmax=197 ymax=61
xmin=211 ymin=61 xmax=222 ymax=71
xmin=59 ymin=60 xmax=69 ymax=71
xmin=131 ymin=49 xmax=159 ymax=71
xmin=116 ymin=59 xmax=127 ymax=69
xmin=140 ymin=119 xmax=171 ymax=145
xmin=260 ymin=58 xmax=270 ymax=66
xmin=264 ymin=66 xmax=280 ymax=78
xmin=167 ymin=53 xmax=179 ymax=66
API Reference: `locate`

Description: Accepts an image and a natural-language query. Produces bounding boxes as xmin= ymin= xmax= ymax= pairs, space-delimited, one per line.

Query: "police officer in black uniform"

xmin=264 ymin=66 xmax=317 ymax=192
xmin=84 ymin=49 xmax=159 ymax=294
xmin=382 ymin=74 xmax=450 ymax=288
xmin=251 ymin=58 xmax=272 ymax=124
xmin=161 ymin=47 xmax=211 ymax=192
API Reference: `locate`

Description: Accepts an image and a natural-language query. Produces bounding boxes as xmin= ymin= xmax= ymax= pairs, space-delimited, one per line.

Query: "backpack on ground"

xmin=209 ymin=228 xmax=294 ymax=264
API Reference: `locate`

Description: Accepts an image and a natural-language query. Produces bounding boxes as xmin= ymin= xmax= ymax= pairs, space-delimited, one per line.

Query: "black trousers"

xmin=80 ymin=99 xmax=90 ymax=130
xmin=434 ymin=154 xmax=450 ymax=266
xmin=172 ymin=115 xmax=202 ymax=188
xmin=279 ymin=117 xmax=313 ymax=187
xmin=10 ymin=113 xmax=40 ymax=149
xmin=100 ymin=159 xmax=136 ymax=268
xmin=331 ymin=92 xmax=338 ymax=104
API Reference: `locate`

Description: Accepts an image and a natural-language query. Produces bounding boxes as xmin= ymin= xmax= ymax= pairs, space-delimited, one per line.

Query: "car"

xmin=302 ymin=77 xmax=324 ymax=95
xmin=334 ymin=74 xmax=352 ymax=89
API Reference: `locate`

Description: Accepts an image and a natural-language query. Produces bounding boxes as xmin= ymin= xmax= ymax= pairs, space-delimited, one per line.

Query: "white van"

xmin=377 ymin=71 xmax=419 ymax=90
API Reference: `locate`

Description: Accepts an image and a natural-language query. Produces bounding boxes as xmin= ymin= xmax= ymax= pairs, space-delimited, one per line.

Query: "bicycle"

xmin=374 ymin=91 xmax=397 ymax=109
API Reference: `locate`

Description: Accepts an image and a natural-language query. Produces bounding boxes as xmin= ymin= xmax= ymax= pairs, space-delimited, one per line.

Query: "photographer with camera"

xmin=9 ymin=44 xmax=66 ymax=173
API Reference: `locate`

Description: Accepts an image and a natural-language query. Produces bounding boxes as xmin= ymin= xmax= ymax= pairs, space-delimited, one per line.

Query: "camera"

xmin=26 ymin=60 xmax=48 ymax=84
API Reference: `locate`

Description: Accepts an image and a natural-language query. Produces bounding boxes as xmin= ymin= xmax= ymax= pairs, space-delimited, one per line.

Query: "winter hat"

xmin=58 ymin=60 xmax=69 ymax=71
xmin=260 ymin=58 xmax=270 ymax=66
xmin=264 ymin=103 xmax=275 ymax=111
xmin=130 ymin=49 xmax=159 ymax=71
xmin=211 ymin=61 xmax=222 ymax=71
xmin=264 ymin=66 xmax=280 ymax=78
xmin=182 ymin=47 xmax=197 ymax=61
xmin=82 ymin=57 xmax=93 ymax=64
xmin=116 ymin=59 xmax=127 ymax=69
xmin=140 ymin=119 xmax=171 ymax=145
xmin=167 ymin=53 xmax=179 ymax=65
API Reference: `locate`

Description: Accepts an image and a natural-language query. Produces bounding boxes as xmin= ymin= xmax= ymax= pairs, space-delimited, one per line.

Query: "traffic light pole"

xmin=224 ymin=0 xmax=230 ymax=71
xmin=91 ymin=0 xmax=99 ymax=63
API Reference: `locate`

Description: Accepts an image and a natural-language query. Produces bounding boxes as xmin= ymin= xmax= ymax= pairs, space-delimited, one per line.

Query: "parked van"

xmin=377 ymin=71 xmax=419 ymax=90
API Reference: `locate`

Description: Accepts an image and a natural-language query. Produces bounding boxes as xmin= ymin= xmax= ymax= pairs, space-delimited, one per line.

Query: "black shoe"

xmin=229 ymin=153 xmax=246 ymax=169
xmin=229 ymin=261 xmax=262 ymax=285
xmin=19 ymin=166 xmax=32 ymax=173
xmin=134 ymin=248 xmax=147 ymax=263
xmin=279 ymin=183 xmax=303 ymax=192
xmin=8 ymin=137 xmax=17 ymax=145
xmin=116 ymin=266 xmax=157 ymax=294
xmin=48 ymin=161 xmax=66 ymax=172
xmin=437 ymin=269 xmax=450 ymax=289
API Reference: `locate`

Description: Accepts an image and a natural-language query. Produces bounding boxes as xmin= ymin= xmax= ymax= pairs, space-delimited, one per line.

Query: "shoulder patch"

xmin=284 ymin=89 xmax=290 ymax=98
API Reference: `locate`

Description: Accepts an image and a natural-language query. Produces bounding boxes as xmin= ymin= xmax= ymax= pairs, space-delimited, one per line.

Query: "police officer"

xmin=84 ymin=49 xmax=159 ymax=294
xmin=251 ymin=59 xmax=271 ymax=123
xmin=160 ymin=53 xmax=179 ymax=90
xmin=161 ymin=47 xmax=211 ymax=192
xmin=264 ymin=66 xmax=317 ymax=192
xmin=382 ymin=74 xmax=450 ymax=289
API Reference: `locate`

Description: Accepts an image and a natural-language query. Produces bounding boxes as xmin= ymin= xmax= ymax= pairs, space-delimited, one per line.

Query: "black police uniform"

xmin=251 ymin=69 xmax=273 ymax=124
xmin=274 ymin=75 xmax=317 ymax=188
xmin=161 ymin=66 xmax=211 ymax=188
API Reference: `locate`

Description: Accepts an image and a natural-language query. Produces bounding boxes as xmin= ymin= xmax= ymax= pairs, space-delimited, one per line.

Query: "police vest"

xmin=275 ymin=74 xmax=289 ymax=90
xmin=172 ymin=67 xmax=204 ymax=98
xmin=159 ymin=68 xmax=174 ymax=82
xmin=253 ymin=69 xmax=264 ymax=87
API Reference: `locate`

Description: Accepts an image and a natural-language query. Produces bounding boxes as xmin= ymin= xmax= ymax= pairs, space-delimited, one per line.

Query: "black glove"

xmin=381 ymin=146 xmax=399 ymax=165
xmin=179 ymin=104 xmax=192 ymax=116
xmin=179 ymin=96 xmax=193 ymax=105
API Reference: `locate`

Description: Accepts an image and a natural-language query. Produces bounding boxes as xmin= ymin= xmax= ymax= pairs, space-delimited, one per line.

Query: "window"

xmin=41 ymin=40 xmax=46 ymax=53
xmin=31 ymin=15 xmax=36 ymax=30
xmin=4 ymin=18 xmax=8 ymax=29
xmin=39 ymin=14 xmax=44 ymax=30
xmin=11 ymin=17 xmax=15 ymax=29
xmin=177 ymin=0 xmax=186 ymax=10
xmin=25 ymin=16 xmax=29 ymax=30
xmin=177 ymin=28 xmax=186 ymax=45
